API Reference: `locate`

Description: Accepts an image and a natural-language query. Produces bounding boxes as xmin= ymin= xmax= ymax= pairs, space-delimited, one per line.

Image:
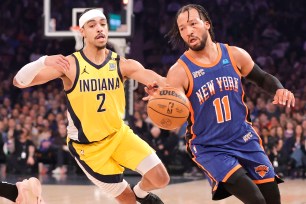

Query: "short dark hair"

xmin=166 ymin=4 xmax=215 ymax=49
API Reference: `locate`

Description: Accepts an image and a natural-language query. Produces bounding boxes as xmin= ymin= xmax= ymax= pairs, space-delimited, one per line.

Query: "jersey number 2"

xmin=213 ymin=95 xmax=231 ymax=123
xmin=97 ymin=93 xmax=106 ymax=112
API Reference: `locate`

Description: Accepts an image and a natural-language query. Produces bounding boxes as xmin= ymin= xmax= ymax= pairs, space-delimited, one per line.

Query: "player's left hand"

xmin=272 ymin=89 xmax=295 ymax=108
xmin=143 ymin=81 xmax=159 ymax=101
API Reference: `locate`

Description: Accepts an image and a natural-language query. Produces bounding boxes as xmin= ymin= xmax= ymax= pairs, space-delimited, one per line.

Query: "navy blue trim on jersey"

xmin=68 ymin=140 xmax=124 ymax=183
xmin=80 ymin=50 xmax=112 ymax=69
xmin=65 ymin=54 xmax=80 ymax=94
xmin=66 ymin=99 xmax=90 ymax=143
xmin=115 ymin=56 xmax=123 ymax=83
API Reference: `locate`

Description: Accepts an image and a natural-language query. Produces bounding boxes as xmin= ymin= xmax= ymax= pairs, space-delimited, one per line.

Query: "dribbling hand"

xmin=272 ymin=89 xmax=295 ymax=108
xmin=143 ymin=81 xmax=159 ymax=101
xmin=45 ymin=55 xmax=70 ymax=73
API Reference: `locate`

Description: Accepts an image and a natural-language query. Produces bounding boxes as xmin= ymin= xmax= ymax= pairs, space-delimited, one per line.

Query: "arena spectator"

xmin=6 ymin=128 xmax=36 ymax=174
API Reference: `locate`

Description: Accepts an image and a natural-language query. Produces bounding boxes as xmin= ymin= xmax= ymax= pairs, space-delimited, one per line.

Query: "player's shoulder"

xmin=227 ymin=45 xmax=250 ymax=57
xmin=65 ymin=55 xmax=76 ymax=67
xmin=119 ymin=56 xmax=143 ymax=68
xmin=169 ymin=61 xmax=185 ymax=74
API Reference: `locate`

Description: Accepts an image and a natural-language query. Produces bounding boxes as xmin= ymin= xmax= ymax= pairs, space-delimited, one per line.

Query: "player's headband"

xmin=79 ymin=9 xmax=106 ymax=28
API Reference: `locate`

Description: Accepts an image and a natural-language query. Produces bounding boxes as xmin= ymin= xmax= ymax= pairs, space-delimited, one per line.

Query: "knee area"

xmin=145 ymin=171 xmax=170 ymax=188
xmin=250 ymin=192 xmax=266 ymax=204
xmin=155 ymin=174 xmax=170 ymax=188
xmin=96 ymin=180 xmax=128 ymax=198
xmin=137 ymin=154 xmax=170 ymax=188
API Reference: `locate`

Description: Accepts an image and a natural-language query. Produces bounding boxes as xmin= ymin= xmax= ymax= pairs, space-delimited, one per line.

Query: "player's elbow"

xmin=13 ymin=77 xmax=27 ymax=89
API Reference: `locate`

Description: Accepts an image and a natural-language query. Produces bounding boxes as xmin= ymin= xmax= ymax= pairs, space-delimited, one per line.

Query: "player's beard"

xmin=188 ymin=32 xmax=208 ymax=51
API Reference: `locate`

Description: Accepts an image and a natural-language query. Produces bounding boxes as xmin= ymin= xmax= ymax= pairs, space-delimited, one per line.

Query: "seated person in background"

xmin=35 ymin=128 xmax=55 ymax=174
xmin=51 ymin=122 xmax=71 ymax=174
xmin=6 ymin=128 xmax=36 ymax=174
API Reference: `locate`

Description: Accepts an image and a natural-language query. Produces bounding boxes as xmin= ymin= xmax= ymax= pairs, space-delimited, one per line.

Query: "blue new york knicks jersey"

xmin=178 ymin=43 xmax=250 ymax=146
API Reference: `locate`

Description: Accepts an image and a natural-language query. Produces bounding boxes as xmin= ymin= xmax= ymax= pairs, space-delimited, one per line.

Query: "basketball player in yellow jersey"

xmin=13 ymin=9 xmax=169 ymax=204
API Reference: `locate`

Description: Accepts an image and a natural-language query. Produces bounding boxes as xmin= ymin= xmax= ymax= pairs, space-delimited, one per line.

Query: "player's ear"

xmin=204 ymin=21 xmax=210 ymax=29
xmin=79 ymin=27 xmax=86 ymax=37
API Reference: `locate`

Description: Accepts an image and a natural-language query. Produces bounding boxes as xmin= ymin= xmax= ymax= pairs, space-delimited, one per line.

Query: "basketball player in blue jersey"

xmin=162 ymin=4 xmax=295 ymax=204
xmin=13 ymin=9 xmax=169 ymax=204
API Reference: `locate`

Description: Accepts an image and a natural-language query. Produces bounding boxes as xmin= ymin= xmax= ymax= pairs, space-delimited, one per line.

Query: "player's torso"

xmin=66 ymin=50 xmax=125 ymax=143
xmin=180 ymin=43 xmax=250 ymax=146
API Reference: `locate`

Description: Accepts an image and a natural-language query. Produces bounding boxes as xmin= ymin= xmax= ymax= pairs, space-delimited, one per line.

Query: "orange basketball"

xmin=147 ymin=87 xmax=190 ymax=130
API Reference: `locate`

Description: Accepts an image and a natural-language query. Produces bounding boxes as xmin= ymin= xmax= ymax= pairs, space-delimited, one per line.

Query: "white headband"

xmin=79 ymin=9 xmax=106 ymax=28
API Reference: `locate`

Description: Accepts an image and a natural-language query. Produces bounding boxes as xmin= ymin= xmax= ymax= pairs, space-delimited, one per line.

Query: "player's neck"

xmin=82 ymin=46 xmax=108 ymax=64
xmin=188 ymin=42 xmax=218 ymax=63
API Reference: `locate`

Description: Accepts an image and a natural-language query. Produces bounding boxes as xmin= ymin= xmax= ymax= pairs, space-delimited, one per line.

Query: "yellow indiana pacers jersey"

xmin=66 ymin=50 xmax=125 ymax=143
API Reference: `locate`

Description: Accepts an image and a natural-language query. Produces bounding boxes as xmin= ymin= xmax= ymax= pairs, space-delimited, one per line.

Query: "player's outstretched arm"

xmin=166 ymin=62 xmax=188 ymax=93
xmin=143 ymin=62 xmax=189 ymax=101
xmin=119 ymin=57 xmax=166 ymax=87
xmin=230 ymin=46 xmax=295 ymax=108
xmin=13 ymin=55 xmax=70 ymax=88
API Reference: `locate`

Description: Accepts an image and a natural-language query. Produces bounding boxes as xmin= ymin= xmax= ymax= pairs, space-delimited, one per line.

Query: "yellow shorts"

xmin=67 ymin=123 xmax=154 ymax=183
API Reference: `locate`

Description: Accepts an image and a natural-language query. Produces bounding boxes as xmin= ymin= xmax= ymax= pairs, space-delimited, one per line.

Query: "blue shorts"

xmin=188 ymin=127 xmax=280 ymax=199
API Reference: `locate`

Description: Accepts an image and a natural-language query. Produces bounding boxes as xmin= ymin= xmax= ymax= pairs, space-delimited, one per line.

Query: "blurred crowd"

xmin=0 ymin=0 xmax=305 ymax=179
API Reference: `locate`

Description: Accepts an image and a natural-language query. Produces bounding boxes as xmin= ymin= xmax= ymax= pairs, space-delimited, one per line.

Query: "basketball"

xmin=147 ymin=87 xmax=190 ymax=130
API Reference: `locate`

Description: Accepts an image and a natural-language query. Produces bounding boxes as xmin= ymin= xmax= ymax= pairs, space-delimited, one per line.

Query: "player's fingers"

xmin=277 ymin=89 xmax=288 ymax=106
xmin=272 ymin=94 xmax=279 ymax=105
xmin=287 ymin=91 xmax=295 ymax=107
xmin=58 ymin=57 xmax=70 ymax=69
xmin=283 ymin=90 xmax=289 ymax=105
xmin=147 ymin=81 xmax=158 ymax=89
xmin=56 ymin=60 xmax=68 ymax=72
xmin=272 ymin=100 xmax=278 ymax=104
xmin=144 ymin=86 xmax=149 ymax=94
xmin=142 ymin=95 xmax=151 ymax=101
xmin=279 ymin=90 xmax=287 ymax=105
xmin=60 ymin=56 xmax=70 ymax=70
xmin=286 ymin=92 xmax=292 ymax=108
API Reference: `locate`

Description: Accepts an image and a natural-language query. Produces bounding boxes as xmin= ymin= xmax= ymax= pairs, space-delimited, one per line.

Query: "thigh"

xmin=112 ymin=124 xmax=155 ymax=171
xmin=68 ymin=134 xmax=124 ymax=182
xmin=191 ymin=145 xmax=241 ymax=186
xmin=224 ymin=128 xmax=278 ymax=183
xmin=257 ymin=180 xmax=281 ymax=204
xmin=237 ymin=139 xmax=276 ymax=183
xmin=223 ymin=169 xmax=266 ymax=204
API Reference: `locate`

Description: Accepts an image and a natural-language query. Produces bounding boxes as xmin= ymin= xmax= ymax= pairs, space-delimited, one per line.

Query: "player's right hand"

xmin=272 ymin=88 xmax=295 ymax=108
xmin=143 ymin=81 xmax=160 ymax=101
xmin=45 ymin=55 xmax=70 ymax=73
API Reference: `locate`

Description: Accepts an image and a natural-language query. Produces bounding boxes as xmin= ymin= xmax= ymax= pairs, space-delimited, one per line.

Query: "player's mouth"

xmin=95 ymin=34 xmax=106 ymax=40
xmin=189 ymin=37 xmax=198 ymax=44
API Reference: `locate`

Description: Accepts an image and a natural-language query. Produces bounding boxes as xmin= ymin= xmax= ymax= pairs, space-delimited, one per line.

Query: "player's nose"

xmin=186 ymin=26 xmax=194 ymax=36
xmin=96 ymin=24 xmax=105 ymax=32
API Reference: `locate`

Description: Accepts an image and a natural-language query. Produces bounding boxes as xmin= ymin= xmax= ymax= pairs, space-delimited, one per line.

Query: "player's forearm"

xmin=245 ymin=63 xmax=284 ymax=96
xmin=147 ymin=70 xmax=167 ymax=87
xmin=14 ymin=56 xmax=47 ymax=87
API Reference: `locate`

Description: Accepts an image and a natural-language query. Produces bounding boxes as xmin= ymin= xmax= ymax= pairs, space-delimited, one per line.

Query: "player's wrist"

xmin=15 ymin=55 xmax=47 ymax=86
xmin=39 ymin=55 xmax=47 ymax=66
